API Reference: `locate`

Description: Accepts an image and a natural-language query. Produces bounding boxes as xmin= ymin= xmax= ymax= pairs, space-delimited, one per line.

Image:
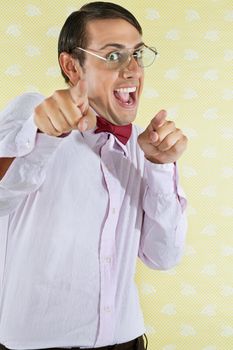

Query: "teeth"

xmin=115 ymin=87 xmax=137 ymax=93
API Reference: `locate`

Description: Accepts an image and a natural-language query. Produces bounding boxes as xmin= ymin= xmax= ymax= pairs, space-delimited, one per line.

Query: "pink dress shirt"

xmin=0 ymin=93 xmax=187 ymax=349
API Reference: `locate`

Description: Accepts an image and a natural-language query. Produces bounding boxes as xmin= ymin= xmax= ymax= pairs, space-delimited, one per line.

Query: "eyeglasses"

xmin=72 ymin=45 xmax=158 ymax=70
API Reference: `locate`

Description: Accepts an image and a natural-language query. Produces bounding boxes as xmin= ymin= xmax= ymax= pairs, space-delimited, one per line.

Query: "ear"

xmin=59 ymin=52 xmax=83 ymax=86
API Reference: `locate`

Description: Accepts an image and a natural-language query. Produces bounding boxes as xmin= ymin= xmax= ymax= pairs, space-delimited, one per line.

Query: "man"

xmin=0 ymin=2 xmax=188 ymax=350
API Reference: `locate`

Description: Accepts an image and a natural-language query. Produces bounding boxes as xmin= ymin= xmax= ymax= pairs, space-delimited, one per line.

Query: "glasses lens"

xmin=105 ymin=47 xmax=158 ymax=70
xmin=138 ymin=47 xmax=157 ymax=68
xmin=106 ymin=50 xmax=129 ymax=69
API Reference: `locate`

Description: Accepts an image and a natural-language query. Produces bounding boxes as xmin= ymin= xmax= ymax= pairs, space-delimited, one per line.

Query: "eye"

xmin=133 ymin=48 xmax=144 ymax=60
xmin=106 ymin=51 xmax=121 ymax=62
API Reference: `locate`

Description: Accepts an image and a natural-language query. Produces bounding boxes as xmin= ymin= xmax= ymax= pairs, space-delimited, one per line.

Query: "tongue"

xmin=114 ymin=91 xmax=130 ymax=103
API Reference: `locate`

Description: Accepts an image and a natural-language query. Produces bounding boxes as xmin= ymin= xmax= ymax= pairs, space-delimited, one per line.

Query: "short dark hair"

xmin=58 ymin=1 xmax=143 ymax=83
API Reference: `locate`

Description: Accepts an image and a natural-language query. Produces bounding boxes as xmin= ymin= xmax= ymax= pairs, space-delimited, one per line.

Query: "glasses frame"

xmin=71 ymin=45 xmax=158 ymax=69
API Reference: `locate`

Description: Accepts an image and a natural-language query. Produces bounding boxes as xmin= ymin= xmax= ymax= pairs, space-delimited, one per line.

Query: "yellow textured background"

xmin=0 ymin=1 xmax=232 ymax=349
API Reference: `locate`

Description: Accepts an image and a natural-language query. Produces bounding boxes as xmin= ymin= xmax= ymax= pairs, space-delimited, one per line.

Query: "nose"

xmin=121 ymin=55 xmax=142 ymax=79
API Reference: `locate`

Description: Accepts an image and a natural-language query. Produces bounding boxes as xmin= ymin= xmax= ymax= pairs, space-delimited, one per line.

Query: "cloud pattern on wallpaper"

xmin=0 ymin=1 xmax=232 ymax=349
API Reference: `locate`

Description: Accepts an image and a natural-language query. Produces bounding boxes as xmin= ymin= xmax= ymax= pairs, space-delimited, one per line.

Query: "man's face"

xmin=81 ymin=18 xmax=144 ymax=125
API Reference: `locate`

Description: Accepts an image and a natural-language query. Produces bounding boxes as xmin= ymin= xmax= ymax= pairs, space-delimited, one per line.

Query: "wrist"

xmin=37 ymin=129 xmax=71 ymax=138
xmin=145 ymin=154 xmax=163 ymax=164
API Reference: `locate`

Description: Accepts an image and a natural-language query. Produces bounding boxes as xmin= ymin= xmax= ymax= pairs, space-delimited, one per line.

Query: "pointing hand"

xmin=34 ymin=79 xmax=96 ymax=136
xmin=137 ymin=110 xmax=188 ymax=164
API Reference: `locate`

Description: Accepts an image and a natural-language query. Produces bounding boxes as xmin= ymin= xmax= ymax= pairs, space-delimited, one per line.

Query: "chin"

xmin=114 ymin=112 xmax=137 ymax=125
xmin=111 ymin=105 xmax=138 ymax=125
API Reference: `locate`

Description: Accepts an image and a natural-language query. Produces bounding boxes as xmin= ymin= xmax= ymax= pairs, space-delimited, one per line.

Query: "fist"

xmin=34 ymin=80 xmax=96 ymax=137
xmin=137 ymin=110 xmax=188 ymax=164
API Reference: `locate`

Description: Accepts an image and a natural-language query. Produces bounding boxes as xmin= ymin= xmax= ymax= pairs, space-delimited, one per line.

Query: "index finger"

xmin=69 ymin=79 xmax=88 ymax=105
xmin=70 ymin=79 xmax=91 ymax=117
xmin=71 ymin=79 xmax=97 ymax=131
xmin=149 ymin=110 xmax=167 ymax=131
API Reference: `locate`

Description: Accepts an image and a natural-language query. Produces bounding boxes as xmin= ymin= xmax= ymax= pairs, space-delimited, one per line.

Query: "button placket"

xmin=95 ymin=137 xmax=120 ymax=346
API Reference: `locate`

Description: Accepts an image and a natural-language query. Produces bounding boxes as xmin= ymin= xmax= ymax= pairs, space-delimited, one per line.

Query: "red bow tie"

xmin=94 ymin=116 xmax=132 ymax=145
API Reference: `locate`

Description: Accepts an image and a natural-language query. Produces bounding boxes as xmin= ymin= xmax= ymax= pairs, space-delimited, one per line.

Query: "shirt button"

xmin=112 ymin=208 xmax=116 ymax=214
xmin=104 ymin=306 xmax=111 ymax=313
xmin=26 ymin=140 xmax=30 ymax=148
xmin=104 ymin=256 xmax=112 ymax=264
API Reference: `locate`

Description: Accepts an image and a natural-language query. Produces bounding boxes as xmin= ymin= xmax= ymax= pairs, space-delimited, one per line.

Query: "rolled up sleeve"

xmin=139 ymin=160 xmax=188 ymax=270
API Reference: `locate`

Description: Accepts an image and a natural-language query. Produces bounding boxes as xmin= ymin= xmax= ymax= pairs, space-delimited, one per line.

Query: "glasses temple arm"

xmin=75 ymin=47 xmax=107 ymax=61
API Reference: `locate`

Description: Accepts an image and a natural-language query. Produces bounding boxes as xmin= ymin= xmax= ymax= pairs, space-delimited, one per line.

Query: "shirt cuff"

xmin=15 ymin=114 xmax=38 ymax=156
xmin=15 ymin=114 xmax=66 ymax=157
xmin=144 ymin=159 xmax=175 ymax=194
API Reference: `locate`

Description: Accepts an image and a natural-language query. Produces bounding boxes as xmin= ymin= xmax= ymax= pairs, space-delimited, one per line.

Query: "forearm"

xmin=139 ymin=193 xmax=187 ymax=270
xmin=0 ymin=131 xmax=64 ymax=216
xmin=0 ymin=93 xmax=62 ymax=215
xmin=139 ymin=161 xmax=187 ymax=270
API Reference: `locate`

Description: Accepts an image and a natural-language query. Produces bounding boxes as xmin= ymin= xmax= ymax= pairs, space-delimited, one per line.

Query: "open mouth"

xmin=113 ymin=86 xmax=137 ymax=108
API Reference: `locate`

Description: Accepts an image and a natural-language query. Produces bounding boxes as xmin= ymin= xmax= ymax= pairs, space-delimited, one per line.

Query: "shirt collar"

xmin=80 ymin=126 xmax=129 ymax=158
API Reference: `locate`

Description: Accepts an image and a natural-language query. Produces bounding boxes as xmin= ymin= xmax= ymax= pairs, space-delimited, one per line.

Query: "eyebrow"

xmin=99 ymin=41 xmax=144 ymax=50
